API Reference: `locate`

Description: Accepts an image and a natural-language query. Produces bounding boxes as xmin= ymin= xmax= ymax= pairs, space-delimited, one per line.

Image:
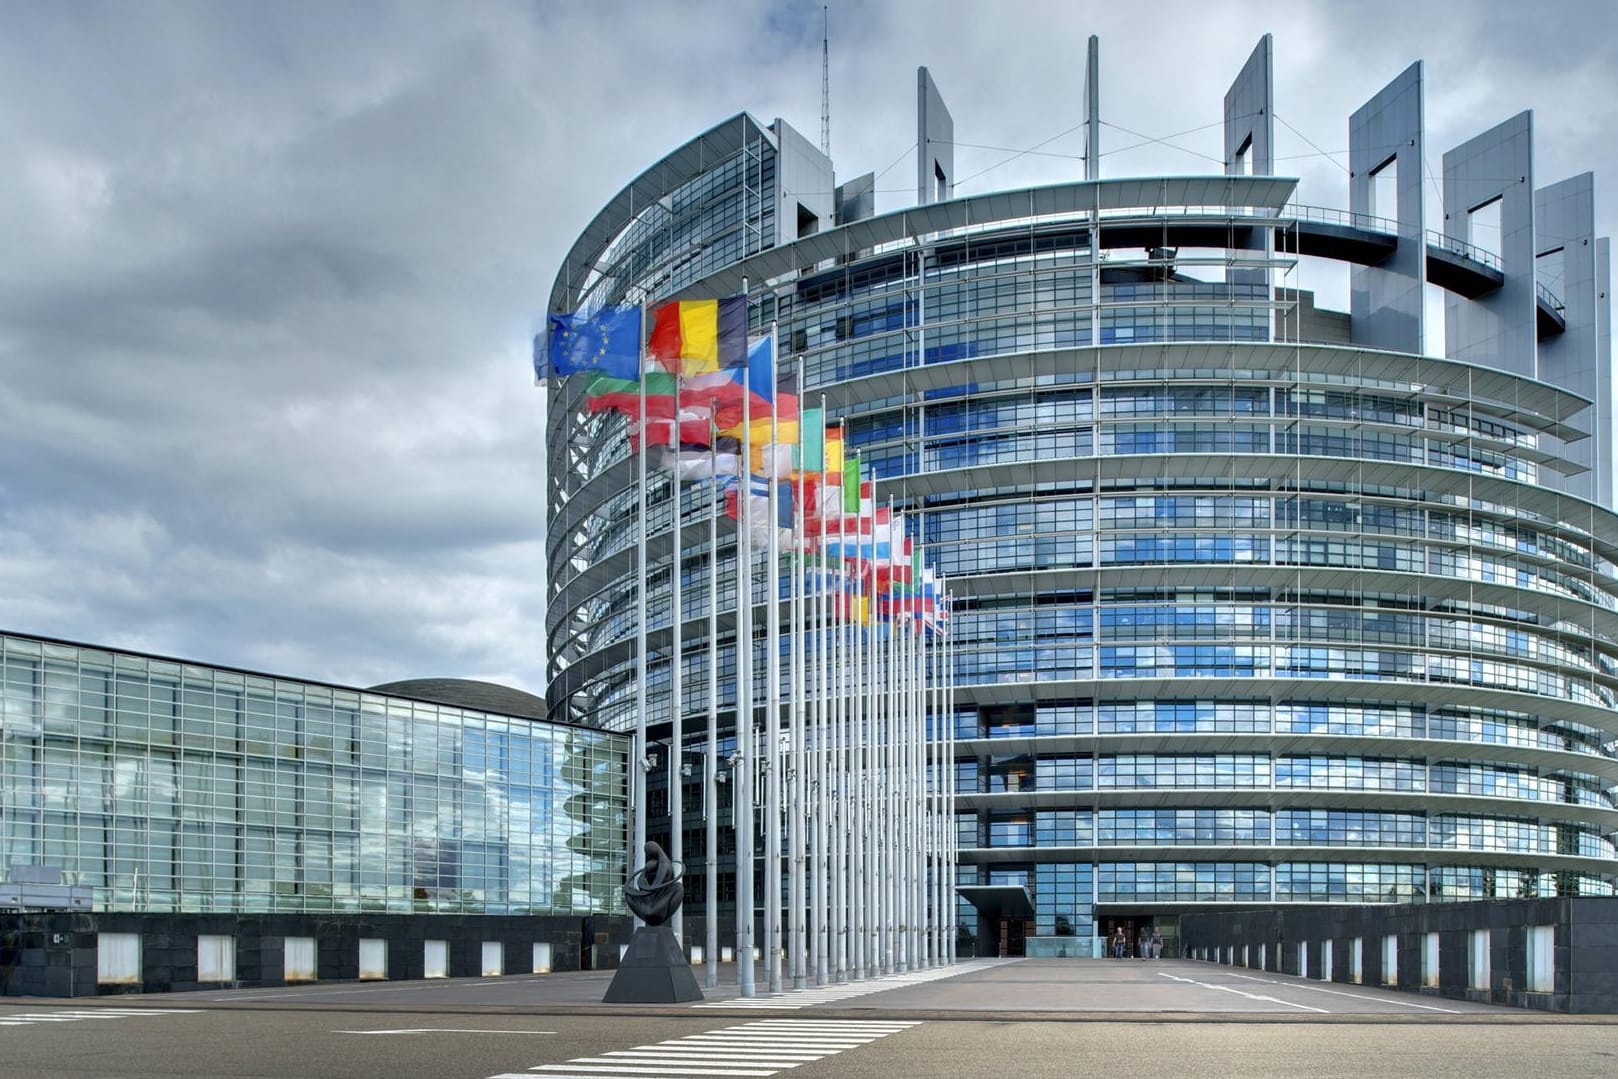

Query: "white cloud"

xmin=2 ymin=0 xmax=1615 ymax=698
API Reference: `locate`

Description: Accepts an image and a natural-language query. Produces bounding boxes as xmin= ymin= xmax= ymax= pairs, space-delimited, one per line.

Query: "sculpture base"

xmin=602 ymin=925 xmax=704 ymax=1004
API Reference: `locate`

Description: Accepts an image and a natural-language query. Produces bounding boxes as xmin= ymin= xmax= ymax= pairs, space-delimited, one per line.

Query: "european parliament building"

xmin=545 ymin=35 xmax=1618 ymax=962
xmin=0 ymin=631 xmax=628 ymax=995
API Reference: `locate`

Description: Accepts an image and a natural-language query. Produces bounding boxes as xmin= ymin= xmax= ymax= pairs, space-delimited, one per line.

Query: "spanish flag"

xmin=647 ymin=296 xmax=747 ymax=376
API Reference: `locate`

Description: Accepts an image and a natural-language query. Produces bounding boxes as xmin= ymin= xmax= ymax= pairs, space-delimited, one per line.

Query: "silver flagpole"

xmin=632 ymin=300 xmax=649 ymax=929
xmin=831 ymin=447 xmax=848 ymax=983
xmin=924 ymin=600 xmax=936 ymax=970
xmin=669 ymin=376 xmax=685 ymax=947
xmin=913 ymin=566 xmax=925 ymax=969
xmin=883 ymin=495 xmax=898 ymax=976
xmin=704 ymin=413 xmax=719 ymax=989
xmin=735 ymin=287 xmax=755 ymax=997
xmin=930 ymin=574 xmax=941 ymax=968
xmin=863 ymin=468 xmax=879 ymax=979
xmin=910 ymin=551 xmax=922 ymax=971
xmin=946 ymin=581 xmax=957 ymax=962
xmin=788 ymin=361 xmax=807 ymax=991
xmin=812 ymin=401 xmax=829 ymax=987
xmin=764 ymin=321 xmax=783 ymax=996
xmin=845 ymin=466 xmax=862 ymax=982
xmin=896 ymin=531 xmax=911 ymax=975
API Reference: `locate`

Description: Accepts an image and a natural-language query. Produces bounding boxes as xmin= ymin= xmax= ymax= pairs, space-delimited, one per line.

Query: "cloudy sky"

xmin=3 ymin=0 xmax=1617 ymax=696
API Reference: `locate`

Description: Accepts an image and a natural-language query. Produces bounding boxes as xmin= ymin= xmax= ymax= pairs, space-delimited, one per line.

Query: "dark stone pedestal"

xmin=602 ymin=925 xmax=703 ymax=1003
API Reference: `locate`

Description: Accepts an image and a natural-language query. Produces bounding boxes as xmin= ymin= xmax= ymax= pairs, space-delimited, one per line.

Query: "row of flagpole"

xmin=542 ymin=288 xmax=956 ymax=996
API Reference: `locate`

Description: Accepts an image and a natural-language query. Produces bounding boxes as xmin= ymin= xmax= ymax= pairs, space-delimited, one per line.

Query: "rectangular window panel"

xmin=1527 ymin=925 xmax=1554 ymax=993
xmin=424 ymin=939 xmax=448 ymax=979
xmin=197 ymin=934 xmax=236 ymax=983
xmin=1469 ymin=929 xmax=1491 ymax=991
xmin=97 ymin=932 xmax=141 ymax=985
xmin=359 ymin=938 xmax=388 ymax=980
xmin=284 ymin=936 xmax=317 ymax=982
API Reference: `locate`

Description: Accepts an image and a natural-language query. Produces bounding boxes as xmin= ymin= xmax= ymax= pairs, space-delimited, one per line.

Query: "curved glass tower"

xmin=545 ymin=46 xmax=1618 ymax=957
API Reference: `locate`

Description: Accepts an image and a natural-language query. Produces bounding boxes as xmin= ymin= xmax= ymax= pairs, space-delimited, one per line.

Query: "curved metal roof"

xmin=547 ymin=112 xmax=770 ymax=314
xmin=368 ymin=677 xmax=549 ymax=722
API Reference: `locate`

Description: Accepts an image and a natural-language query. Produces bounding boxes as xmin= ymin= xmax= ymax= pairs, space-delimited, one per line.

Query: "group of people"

xmin=1110 ymin=925 xmax=1163 ymax=959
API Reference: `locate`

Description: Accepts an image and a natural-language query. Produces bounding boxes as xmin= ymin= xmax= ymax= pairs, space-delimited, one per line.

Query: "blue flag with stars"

xmin=539 ymin=305 xmax=642 ymax=380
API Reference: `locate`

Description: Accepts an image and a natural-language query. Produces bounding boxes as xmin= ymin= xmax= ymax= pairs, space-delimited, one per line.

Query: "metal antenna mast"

xmin=820 ymin=6 xmax=830 ymax=157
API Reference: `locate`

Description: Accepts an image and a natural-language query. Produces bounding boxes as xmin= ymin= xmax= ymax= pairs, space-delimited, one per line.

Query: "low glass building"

xmin=0 ymin=632 xmax=627 ymax=917
xmin=546 ymin=40 xmax=1618 ymax=959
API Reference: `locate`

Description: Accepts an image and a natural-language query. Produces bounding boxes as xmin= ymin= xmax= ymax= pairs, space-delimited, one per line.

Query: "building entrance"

xmin=1100 ymin=914 xmax=1168 ymax=959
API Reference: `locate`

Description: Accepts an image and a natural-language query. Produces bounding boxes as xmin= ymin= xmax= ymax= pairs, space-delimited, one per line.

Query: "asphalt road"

xmin=1 ymin=959 xmax=1613 ymax=1079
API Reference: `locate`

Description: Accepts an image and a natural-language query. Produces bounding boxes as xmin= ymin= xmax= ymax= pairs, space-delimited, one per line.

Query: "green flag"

xmin=843 ymin=454 xmax=861 ymax=514
xmin=800 ymin=408 xmax=824 ymax=472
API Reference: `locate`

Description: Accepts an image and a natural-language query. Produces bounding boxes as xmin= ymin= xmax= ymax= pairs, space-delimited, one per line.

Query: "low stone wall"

xmin=1178 ymin=896 xmax=1618 ymax=1013
xmin=0 ymin=911 xmax=633 ymax=997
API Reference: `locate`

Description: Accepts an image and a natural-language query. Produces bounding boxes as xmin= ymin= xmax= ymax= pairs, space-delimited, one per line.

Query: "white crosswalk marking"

xmin=694 ymin=958 xmax=1015 ymax=1008
xmin=488 ymin=1018 xmax=920 ymax=1079
xmin=0 ymin=1008 xmax=200 ymax=1029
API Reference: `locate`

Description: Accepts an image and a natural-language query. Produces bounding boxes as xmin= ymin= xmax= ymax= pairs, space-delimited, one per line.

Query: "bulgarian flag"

xmin=583 ymin=370 xmax=676 ymax=420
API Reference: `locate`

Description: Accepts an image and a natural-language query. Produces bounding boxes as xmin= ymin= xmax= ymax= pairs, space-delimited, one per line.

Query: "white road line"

xmin=675 ymin=1035 xmax=874 ymax=1045
xmin=336 ymin=1028 xmax=555 ymax=1035
xmin=0 ymin=1008 xmax=202 ymax=1030
xmin=1156 ymin=971 xmax=1330 ymax=1013
xmin=614 ymin=1051 xmax=825 ymax=1062
xmin=1222 ymin=973 xmax=1463 ymax=1013
xmin=595 ymin=1061 xmax=815 ymax=1074
xmin=530 ymin=1066 xmax=778 ymax=1076
xmin=495 ymin=1018 xmax=919 ymax=1079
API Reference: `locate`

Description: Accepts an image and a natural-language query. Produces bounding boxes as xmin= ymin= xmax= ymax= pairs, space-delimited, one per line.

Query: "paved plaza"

xmin=2 ymin=959 xmax=1613 ymax=1079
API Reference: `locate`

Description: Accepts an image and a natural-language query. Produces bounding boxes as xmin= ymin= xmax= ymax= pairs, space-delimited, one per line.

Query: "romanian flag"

xmin=648 ymin=297 xmax=747 ymax=376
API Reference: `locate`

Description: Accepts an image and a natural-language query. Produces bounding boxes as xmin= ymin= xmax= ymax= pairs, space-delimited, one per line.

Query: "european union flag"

xmin=540 ymin=306 xmax=643 ymax=380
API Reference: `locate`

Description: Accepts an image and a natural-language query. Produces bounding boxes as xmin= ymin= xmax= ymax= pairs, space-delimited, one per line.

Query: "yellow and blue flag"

xmin=540 ymin=306 xmax=642 ymax=380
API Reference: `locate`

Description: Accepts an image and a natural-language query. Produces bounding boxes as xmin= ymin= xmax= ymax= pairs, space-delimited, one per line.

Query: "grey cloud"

xmin=2 ymin=0 xmax=1616 ymax=696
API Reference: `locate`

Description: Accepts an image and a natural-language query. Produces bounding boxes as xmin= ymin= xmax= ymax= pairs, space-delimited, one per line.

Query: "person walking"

xmin=1111 ymin=926 xmax=1127 ymax=959
xmin=1151 ymin=926 xmax=1164 ymax=959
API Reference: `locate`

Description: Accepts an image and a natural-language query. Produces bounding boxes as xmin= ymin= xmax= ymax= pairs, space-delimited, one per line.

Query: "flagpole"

xmin=632 ymin=300 xmax=649 ymax=930
xmin=911 ymin=559 xmax=924 ymax=970
xmin=843 ymin=462 xmax=860 ymax=982
xmin=893 ymin=507 xmax=906 ymax=977
xmin=669 ymin=375 xmax=685 ymax=947
xmin=831 ymin=443 xmax=848 ymax=983
xmin=704 ymin=415 xmax=719 ymax=990
xmin=788 ymin=356 xmax=807 ymax=991
xmin=867 ymin=469 xmax=880 ymax=977
xmin=945 ymin=581 xmax=957 ymax=962
xmin=899 ymin=545 xmax=912 ymax=974
xmin=925 ymin=599 xmax=937 ymax=971
xmin=882 ymin=494 xmax=897 ymax=976
xmin=735 ymin=290 xmax=756 ymax=997
xmin=811 ymin=398 xmax=829 ymax=988
xmin=764 ymin=320 xmax=783 ymax=996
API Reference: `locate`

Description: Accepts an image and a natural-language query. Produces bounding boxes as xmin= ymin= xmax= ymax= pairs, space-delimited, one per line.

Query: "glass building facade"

xmin=0 ymin=633 xmax=627 ymax=916
xmin=546 ymin=72 xmax=1618 ymax=955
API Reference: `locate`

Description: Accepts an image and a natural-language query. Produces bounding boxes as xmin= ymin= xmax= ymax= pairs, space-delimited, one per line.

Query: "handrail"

xmin=1424 ymin=229 xmax=1503 ymax=274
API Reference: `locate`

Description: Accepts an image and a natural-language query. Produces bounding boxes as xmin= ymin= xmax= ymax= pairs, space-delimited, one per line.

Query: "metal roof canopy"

xmin=958 ymin=883 xmax=1037 ymax=918
xmin=673 ymin=176 xmax=1299 ymax=303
